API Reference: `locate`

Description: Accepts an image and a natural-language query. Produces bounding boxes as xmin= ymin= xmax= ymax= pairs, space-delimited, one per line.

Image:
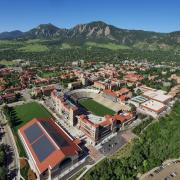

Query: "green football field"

xmin=6 ymin=102 xmax=53 ymax=157
xmin=14 ymin=102 xmax=52 ymax=130
xmin=79 ymin=98 xmax=115 ymax=116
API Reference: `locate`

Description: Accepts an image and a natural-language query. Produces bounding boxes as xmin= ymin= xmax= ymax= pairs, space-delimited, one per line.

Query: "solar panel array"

xmin=24 ymin=123 xmax=56 ymax=162
xmin=32 ymin=135 xmax=55 ymax=162
xmin=40 ymin=120 xmax=70 ymax=148
xmin=24 ymin=124 xmax=43 ymax=144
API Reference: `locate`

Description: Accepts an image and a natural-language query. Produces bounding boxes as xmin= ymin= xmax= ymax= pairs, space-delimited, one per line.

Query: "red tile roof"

xmin=113 ymin=113 xmax=133 ymax=123
xmin=118 ymin=88 xmax=129 ymax=95
xmin=119 ymin=95 xmax=127 ymax=101
xmin=103 ymin=89 xmax=117 ymax=97
xmin=2 ymin=93 xmax=16 ymax=99
xmin=18 ymin=118 xmax=81 ymax=174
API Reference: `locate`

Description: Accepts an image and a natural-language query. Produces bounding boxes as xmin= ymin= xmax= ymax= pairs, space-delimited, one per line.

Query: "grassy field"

xmin=0 ymin=40 xmax=22 ymax=45
xmin=60 ymin=43 xmax=80 ymax=49
xmin=10 ymin=102 xmax=52 ymax=157
xmin=60 ymin=43 xmax=72 ymax=49
xmin=14 ymin=102 xmax=52 ymax=130
xmin=39 ymin=71 xmax=60 ymax=78
xmin=79 ymin=98 xmax=115 ymax=116
xmin=26 ymin=39 xmax=46 ymax=44
xmin=0 ymin=40 xmax=23 ymax=50
xmin=0 ymin=60 xmax=17 ymax=66
xmin=18 ymin=44 xmax=49 ymax=52
xmin=85 ymin=42 xmax=130 ymax=50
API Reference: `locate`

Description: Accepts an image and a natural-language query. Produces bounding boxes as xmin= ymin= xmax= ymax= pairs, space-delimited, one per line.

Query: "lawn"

xmin=39 ymin=71 xmax=60 ymax=78
xmin=79 ymin=99 xmax=115 ymax=116
xmin=14 ymin=102 xmax=52 ymax=131
xmin=6 ymin=102 xmax=52 ymax=157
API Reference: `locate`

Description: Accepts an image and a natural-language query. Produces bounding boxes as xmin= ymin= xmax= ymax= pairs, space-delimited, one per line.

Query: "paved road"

xmin=60 ymin=157 xmax=94 ymax=180
xmin=0 ymin=110 xmax=20 ymax=180
xmin=76 ymin=156 xmax=105 ymax=180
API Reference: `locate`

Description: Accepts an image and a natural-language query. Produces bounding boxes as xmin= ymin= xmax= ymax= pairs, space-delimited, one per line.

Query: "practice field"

xmin=79 ymin=98 xmax=115 ymax=116
xmin=14 ymin=102 xmax=52 ymax=130
xmin=10 ymin=102 xmax=53 ymax=157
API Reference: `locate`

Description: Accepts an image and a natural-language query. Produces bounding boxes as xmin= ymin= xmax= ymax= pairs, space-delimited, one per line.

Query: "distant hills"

xmin=0 ymin=21 xmax=180 ymax=50
xmin=0 ymin=30 xmax=23 ymax=39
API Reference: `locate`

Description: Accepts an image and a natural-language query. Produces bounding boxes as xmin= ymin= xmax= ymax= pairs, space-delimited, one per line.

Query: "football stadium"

xmin=51 ymin=89 xmax=134 ymax=145
xmin=67 ymin=89 xmax=115 ymax=116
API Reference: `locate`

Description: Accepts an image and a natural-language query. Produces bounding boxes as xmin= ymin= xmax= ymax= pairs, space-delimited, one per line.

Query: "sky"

xmin=0 ymin=0 xmax=180 ymax=33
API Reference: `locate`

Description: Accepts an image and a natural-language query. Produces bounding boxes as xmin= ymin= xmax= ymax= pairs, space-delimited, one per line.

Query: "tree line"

xmin=83 ymin=101 xmax=180 ymax=180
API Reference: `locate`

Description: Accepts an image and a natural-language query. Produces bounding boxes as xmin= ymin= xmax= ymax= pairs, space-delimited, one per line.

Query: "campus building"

xmin=143 ymin=90 xmax=172 ymax=104
xmin=77 ymin=112 xmax=134 ymax=145
xmin=102 ymin=89 xmax=118 ymax=102
xmin=67 ymin=81 xmax=82 ymax=90
xmin=139 ymin=100 xmax=167 ymax=118
xmin=124 ymin=73 xmax=144 ymax=83
xmin=52 ymin=88 xmax=135 ymax=145
xmin=18 ymin=118 xmax=82 ymax=179
xmin=31 ymin=86 xmax=55 ymax=98
xmin=129 ymin=95 xmax=168 ymax=118
xmin=93 ymin=81 xmax=108 ymax=90
xmin=51 ymin=90 xmax=78 ymax=126
xmin=129 ymin=96 xmax=148 ymax=107
xmin=102 ymin=88 xmax=131 ymax=103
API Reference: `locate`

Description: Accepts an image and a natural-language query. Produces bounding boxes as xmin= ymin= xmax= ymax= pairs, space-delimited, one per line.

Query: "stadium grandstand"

xmin=51 ymin=88 xmax=134 ymax=145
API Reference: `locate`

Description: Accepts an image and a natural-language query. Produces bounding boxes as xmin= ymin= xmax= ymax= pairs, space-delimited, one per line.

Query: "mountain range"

xmin=0 ymin=21 xmax=180 ymax=49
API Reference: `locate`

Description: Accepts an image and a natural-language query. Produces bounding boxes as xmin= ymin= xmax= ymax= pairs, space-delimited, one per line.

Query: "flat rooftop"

xmin=152 ymin=94 xmax=172 ymax=103
xmin=143 ymin=90 xmax=172 ymax=103
xmin=139 ymin=86 xmax=156 ymax=92
xmin=141 ymin=100 xmax=166 ymax=113
xmin=130 ymin=96 xmax=148 ymax=103
xmin=87 ymin=114 xmax=105 ymax=124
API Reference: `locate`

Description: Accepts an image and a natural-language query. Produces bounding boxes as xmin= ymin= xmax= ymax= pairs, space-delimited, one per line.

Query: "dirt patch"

xmin=28 ymin=168 xmax=36 ymax=180
xmin=20 ymin=158 xmax=27 ymax=169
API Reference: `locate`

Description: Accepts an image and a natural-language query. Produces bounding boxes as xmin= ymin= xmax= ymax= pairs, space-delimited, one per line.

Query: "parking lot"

xmin=141 ymin=160 xmax=180 ymax=180
xmin=99 ymin=131 xmax=135 ymax=156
